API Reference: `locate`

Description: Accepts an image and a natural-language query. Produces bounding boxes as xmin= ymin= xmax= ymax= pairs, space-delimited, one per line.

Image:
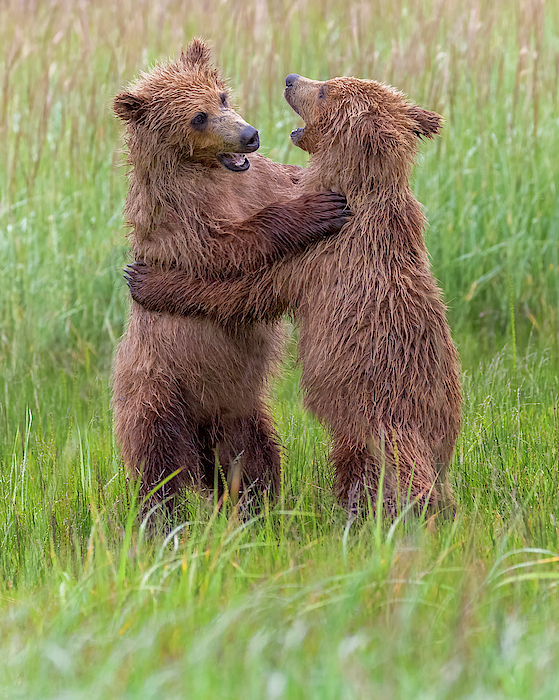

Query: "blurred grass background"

xmin=1 ymin=0 xmax=559 ymax=697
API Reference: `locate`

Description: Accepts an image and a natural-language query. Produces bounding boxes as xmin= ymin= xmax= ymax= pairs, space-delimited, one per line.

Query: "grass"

xmin=1 ymin=0 xmax=559 ymax=697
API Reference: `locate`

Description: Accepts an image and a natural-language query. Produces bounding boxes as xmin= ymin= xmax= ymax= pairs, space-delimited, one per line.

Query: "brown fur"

xmin=127 ymin=73 xmax=462 ymax=514
xmin=112 ymin=42 xmax=349 ymax=505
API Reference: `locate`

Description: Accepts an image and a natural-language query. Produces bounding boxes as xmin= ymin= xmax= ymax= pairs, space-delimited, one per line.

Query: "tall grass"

xmin=1 ymin=0 xmax=559 ymax=696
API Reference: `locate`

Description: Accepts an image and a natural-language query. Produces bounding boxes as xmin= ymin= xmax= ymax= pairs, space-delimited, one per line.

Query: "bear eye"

xmin=220 ymin=92 xmax=228 ymax=106
xmin=191 ymin=112 xmax=208 ymax=127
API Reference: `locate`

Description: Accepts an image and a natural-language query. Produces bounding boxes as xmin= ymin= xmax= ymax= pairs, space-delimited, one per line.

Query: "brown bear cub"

xmin=127 ymin=72 xmax=462 ymax=515
xmin=113 ymin=40 xmax=349 ymax=506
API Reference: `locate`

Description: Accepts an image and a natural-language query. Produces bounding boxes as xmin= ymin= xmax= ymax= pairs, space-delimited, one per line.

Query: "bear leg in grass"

xmin=217 ymin=411 xmax=282 ymax=502
xmin=112 ymin=374 xmax=215 ymax=504
xmin=331 ymin=433 xmax=445 ymax=517
xmin=111 ymin=39 xmax=348 ymax=509
xmin=330 ymin=439 xmax=383 ymax=515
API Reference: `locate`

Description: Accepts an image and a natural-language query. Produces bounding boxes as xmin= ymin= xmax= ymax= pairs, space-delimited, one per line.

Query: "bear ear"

xmin=182 ymin=38 xmax=212 ymax=68
xmin=114 ymin=92 xmax=147 ymax=123
xmin=407 ymin=106 xmax=443 ymax=139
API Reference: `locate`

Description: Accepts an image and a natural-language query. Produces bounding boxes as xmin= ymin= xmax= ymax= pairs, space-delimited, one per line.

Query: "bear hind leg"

xmin=115 ymin=382 xmax=214 ymax=508
xmin=331 ymin=438 xmax=388 ymax=516
xmin=217 ymin=412 xmax=281 ymax=505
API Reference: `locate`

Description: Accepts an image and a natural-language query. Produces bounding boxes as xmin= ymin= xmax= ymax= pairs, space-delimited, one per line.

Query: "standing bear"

xmin=127 ymin=72 xmax=462 ymax=515
xmin=113 ymin=41 xmax=349 ymax=505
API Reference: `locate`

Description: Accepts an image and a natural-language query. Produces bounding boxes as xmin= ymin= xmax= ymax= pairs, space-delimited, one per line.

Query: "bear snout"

xmin=285 ymin=74 xmax=300 ymax=88
xmin=239 ymin=125 xmax=259 ymax=151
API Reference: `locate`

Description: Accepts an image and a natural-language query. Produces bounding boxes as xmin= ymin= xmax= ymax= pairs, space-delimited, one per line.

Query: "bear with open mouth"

xmin=127 ymin=70 xmax=462 ymax=516
xmin=113 ymin=40 xmax=349 ymax=508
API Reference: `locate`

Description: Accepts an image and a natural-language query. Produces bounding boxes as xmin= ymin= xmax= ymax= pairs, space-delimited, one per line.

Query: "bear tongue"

xmin=216 ymin=152 xmax=250 ymax=172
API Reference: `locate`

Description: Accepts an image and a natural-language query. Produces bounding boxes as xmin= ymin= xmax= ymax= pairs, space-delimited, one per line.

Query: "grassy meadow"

xmin=1 ymin=0 xmax=559 ymax=696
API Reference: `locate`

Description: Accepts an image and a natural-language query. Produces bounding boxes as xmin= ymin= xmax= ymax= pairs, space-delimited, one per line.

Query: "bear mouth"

xmin=284 ymin=86 xmax=305 ymax=145
xmin=290 ymin=127 xmax=305 ymax=146
xmin=216 ymin=153 xmax=251 ymax=172
xmin=284 ymin=89 xmax=307 ymax=147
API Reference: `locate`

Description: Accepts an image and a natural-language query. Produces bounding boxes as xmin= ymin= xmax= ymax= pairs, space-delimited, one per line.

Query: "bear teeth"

xmin=216 ymin=153 xmax=250 ymax=172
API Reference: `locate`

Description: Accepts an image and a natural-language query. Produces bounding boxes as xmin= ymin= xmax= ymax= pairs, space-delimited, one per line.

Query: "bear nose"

xmin=240 ymin=125 xmax=259 ymax=150
xmin=285 ymin=73 xmax=300 ymax=88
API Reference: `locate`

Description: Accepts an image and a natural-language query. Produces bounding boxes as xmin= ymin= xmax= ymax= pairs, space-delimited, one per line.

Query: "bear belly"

xmin=117 ymin=304 xmax=284 ymax=421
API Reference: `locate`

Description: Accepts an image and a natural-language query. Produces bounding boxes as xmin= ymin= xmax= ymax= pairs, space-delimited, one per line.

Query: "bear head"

xmin=114 ymin=38 xmax=259 ymax=172
xmin=284 ymin=73 xmax=442 ymax=195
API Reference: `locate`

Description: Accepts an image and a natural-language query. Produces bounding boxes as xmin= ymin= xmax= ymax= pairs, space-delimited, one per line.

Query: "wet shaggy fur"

xmin=127 ymin=73 xmax=462 ymax=514
xmin=112 ymin=41 xmax=348 ymax=504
